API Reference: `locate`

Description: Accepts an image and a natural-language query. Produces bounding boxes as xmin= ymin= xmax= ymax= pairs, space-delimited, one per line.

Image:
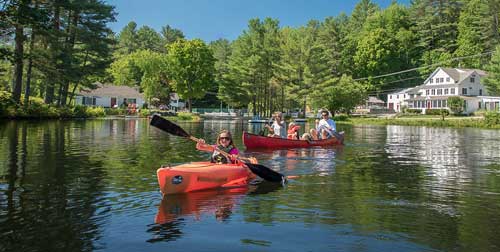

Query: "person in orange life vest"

xmin=196 ymin=130 xmax=240 ymax=164
xmin=287 ymin=122 xmax=301 ymax=140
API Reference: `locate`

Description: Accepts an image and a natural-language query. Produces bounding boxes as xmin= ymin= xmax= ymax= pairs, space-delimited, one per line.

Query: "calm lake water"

xmin=1 ymin=118 xmax=500 ymax=252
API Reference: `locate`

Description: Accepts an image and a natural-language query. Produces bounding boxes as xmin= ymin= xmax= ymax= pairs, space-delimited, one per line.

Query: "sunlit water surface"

xmin=1 ymin=119 xmax=500 ymax=252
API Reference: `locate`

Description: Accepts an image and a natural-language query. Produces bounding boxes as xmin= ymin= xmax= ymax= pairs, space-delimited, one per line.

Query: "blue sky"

xmin=106 ymin=0 xmax=410 ymax=42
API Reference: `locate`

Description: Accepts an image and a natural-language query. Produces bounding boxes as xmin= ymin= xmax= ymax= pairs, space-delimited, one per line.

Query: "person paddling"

xmin=196 ymin=130 xmax=240 ymax=164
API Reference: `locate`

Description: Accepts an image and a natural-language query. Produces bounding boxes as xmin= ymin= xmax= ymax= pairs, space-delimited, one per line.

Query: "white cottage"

xmin=396 ymin=67 xmax=500 ymax=114
xmin=387 ymin=88 xmax=413 ymax=112
xmin=169 ymin=93 xmax=185 ymax=111
xmin=75 ymin=83 xmax=145 ymax=108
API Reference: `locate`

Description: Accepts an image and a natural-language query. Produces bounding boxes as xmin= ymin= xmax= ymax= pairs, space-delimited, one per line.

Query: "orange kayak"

xmin=156 ymin=162 xmax=255 ymax=195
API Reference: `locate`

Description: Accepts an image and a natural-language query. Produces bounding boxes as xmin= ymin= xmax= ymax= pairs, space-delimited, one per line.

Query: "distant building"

xmin=75 ymin=83 xmax=145 ymax=108
xmin=355 ymin=96 xmax=387 ymax=114
xmin=169 ymin=93 xmax=185 ymax=111
xmin=387 ymin=88 xmax=413 ymax=112
xmin=387 ymin=67 xmax=500 ymax=114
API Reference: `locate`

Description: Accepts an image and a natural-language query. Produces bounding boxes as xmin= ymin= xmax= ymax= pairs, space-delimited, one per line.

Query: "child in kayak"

xmin=196 ymin=130 xmax=240 ymax=164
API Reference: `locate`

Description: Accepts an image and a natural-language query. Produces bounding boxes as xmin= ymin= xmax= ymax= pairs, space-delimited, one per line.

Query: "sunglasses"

xmin=322 ymin=114 xmax=328 ymax=117
xmin=220 ymin=136 xmax=230 ymax=140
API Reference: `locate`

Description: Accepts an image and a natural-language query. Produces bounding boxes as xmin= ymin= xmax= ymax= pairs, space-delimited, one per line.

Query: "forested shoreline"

xmin=1 ymin=0 xmax=500 ymax=119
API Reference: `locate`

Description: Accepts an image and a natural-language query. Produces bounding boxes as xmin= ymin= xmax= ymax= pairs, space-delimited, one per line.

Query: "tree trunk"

xmin=56 ymin=83 xmax=63 ymax=106
xmin=187 ymin=98 xmax=192 ymax=112
xmin=60 ymin=10 xmax=79 ymax=107
xmin=68 ymin=84 xmax=78 ymax=105
xmin=24 ymin=31 xmax=35 ymax=106
xmin=281 ymin=86 xmax=285 ymax=112
xmin=12 ymin=24 xmax=24 ymax=104
xmin=45 ymin=83 xmax=55 ymax=104
xmin=45 ymin=2 xmax=60 ymax=104
xmin=302 ymin=96 xmax=307 ymax=118
xmin=252 ymin=96 xmax=256 ymax=117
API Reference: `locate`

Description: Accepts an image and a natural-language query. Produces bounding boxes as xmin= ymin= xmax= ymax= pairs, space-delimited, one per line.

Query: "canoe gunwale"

xmin=242 ymin=131 xmax=344 ymax=149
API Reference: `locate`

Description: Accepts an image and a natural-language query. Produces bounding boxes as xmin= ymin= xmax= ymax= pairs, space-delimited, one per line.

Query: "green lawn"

xmin=338 ymin=115 xmax=500 ymax=129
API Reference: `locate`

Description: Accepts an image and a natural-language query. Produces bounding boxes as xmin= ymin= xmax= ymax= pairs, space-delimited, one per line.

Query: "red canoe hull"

xmin=243 ymin=131 xmax=344 ymax=149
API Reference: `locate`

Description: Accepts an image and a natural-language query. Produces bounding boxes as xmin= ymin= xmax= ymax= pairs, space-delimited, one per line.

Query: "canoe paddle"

xmin=150 ymin=114 xmax=286 ymax=183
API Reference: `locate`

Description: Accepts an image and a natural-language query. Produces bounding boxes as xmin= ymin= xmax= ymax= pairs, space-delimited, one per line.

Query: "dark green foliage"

xmin=484 ymin=45 xmax=500 ymax=95
xmin=0 ymin=90 xmax=16 ymax=115
xmin=425 ymin=109 xmax=450 ymax=120
xmin=333 ymin=114 xmax=349 ymax=121
xmin=161 ymin=25 xmax=185 ymax=47
xmin=484 ymin=111 xmax=500 ymax=126
xmin=405 ymin=109 xmax=422 ymax=114
xmin=447 ymin=96 xmax=465 ymax=115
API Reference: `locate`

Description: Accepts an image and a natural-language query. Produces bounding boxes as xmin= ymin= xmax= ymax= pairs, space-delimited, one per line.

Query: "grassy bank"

xmin=338 ymin=113 xmax=500 ymax=129
xmin=164 ymin=112 xmax=201 ymax=122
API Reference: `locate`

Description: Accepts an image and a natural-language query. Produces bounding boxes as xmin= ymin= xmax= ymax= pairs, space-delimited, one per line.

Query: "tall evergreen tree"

xmin=454 ymin=0 xmax=499 ymax=68
xmin=161 ymin=25 xmax=185 ymax=47
xmin=410 ymin=0 xmax=463 ymax=74
xmin=116 ymin=21 xmax=139 ymax=55
xmin=209 ymin=39 xmax=233 ymax=106
xmin=484 ymin=45 xmax=500 ymax=95
xmin=342 ymin=0 xmax=379 ymax=78
xmin=136 ymin=26 xmax=162 ymax=52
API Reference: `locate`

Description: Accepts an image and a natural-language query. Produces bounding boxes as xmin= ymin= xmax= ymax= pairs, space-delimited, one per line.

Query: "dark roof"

xmin=440 ymin=67 xmax=487 ymax=83
xmin=78 ymin=83 xmax=144 ymax=99
xmin=367 ymin=96 xmax=384 ymax=103
xmin=420 ymin=84 xmax=458 ymax=89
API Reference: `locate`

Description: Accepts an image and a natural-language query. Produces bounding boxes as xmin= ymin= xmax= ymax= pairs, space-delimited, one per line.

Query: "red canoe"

xmin=243 ymin=131 xmax=344 ymax=149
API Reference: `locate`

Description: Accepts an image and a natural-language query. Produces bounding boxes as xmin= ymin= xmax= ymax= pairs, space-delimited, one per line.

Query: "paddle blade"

xmin=150 ymin=114 xmax=190 ymax=138
xmin=244 ymin=162 xmax=285 ymax=183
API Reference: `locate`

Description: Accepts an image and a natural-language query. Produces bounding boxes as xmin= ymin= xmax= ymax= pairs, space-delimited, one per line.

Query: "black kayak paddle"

xmin=150 ymin=114 xmax=286 ymax=183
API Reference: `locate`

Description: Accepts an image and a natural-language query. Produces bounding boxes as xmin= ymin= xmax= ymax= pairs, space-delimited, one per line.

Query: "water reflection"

xmin=245 ymin=147 xmax=343 ymax=177
xmin=0 ymin=120 xmax=109 ymax=252
xmin=1 ymin=119 xmax=500 ymax=252
xmin=148 ymin=182 xmax=282 ymax=243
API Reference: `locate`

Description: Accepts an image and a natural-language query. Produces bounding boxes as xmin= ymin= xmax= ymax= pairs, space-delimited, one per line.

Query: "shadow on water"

xmin=147 ymin=182 xmax=282 ymax=243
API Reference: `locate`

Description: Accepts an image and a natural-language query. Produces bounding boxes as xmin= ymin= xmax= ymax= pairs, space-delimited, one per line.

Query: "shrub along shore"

xmin=1 ymin=92 xmax=200 ymax=121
